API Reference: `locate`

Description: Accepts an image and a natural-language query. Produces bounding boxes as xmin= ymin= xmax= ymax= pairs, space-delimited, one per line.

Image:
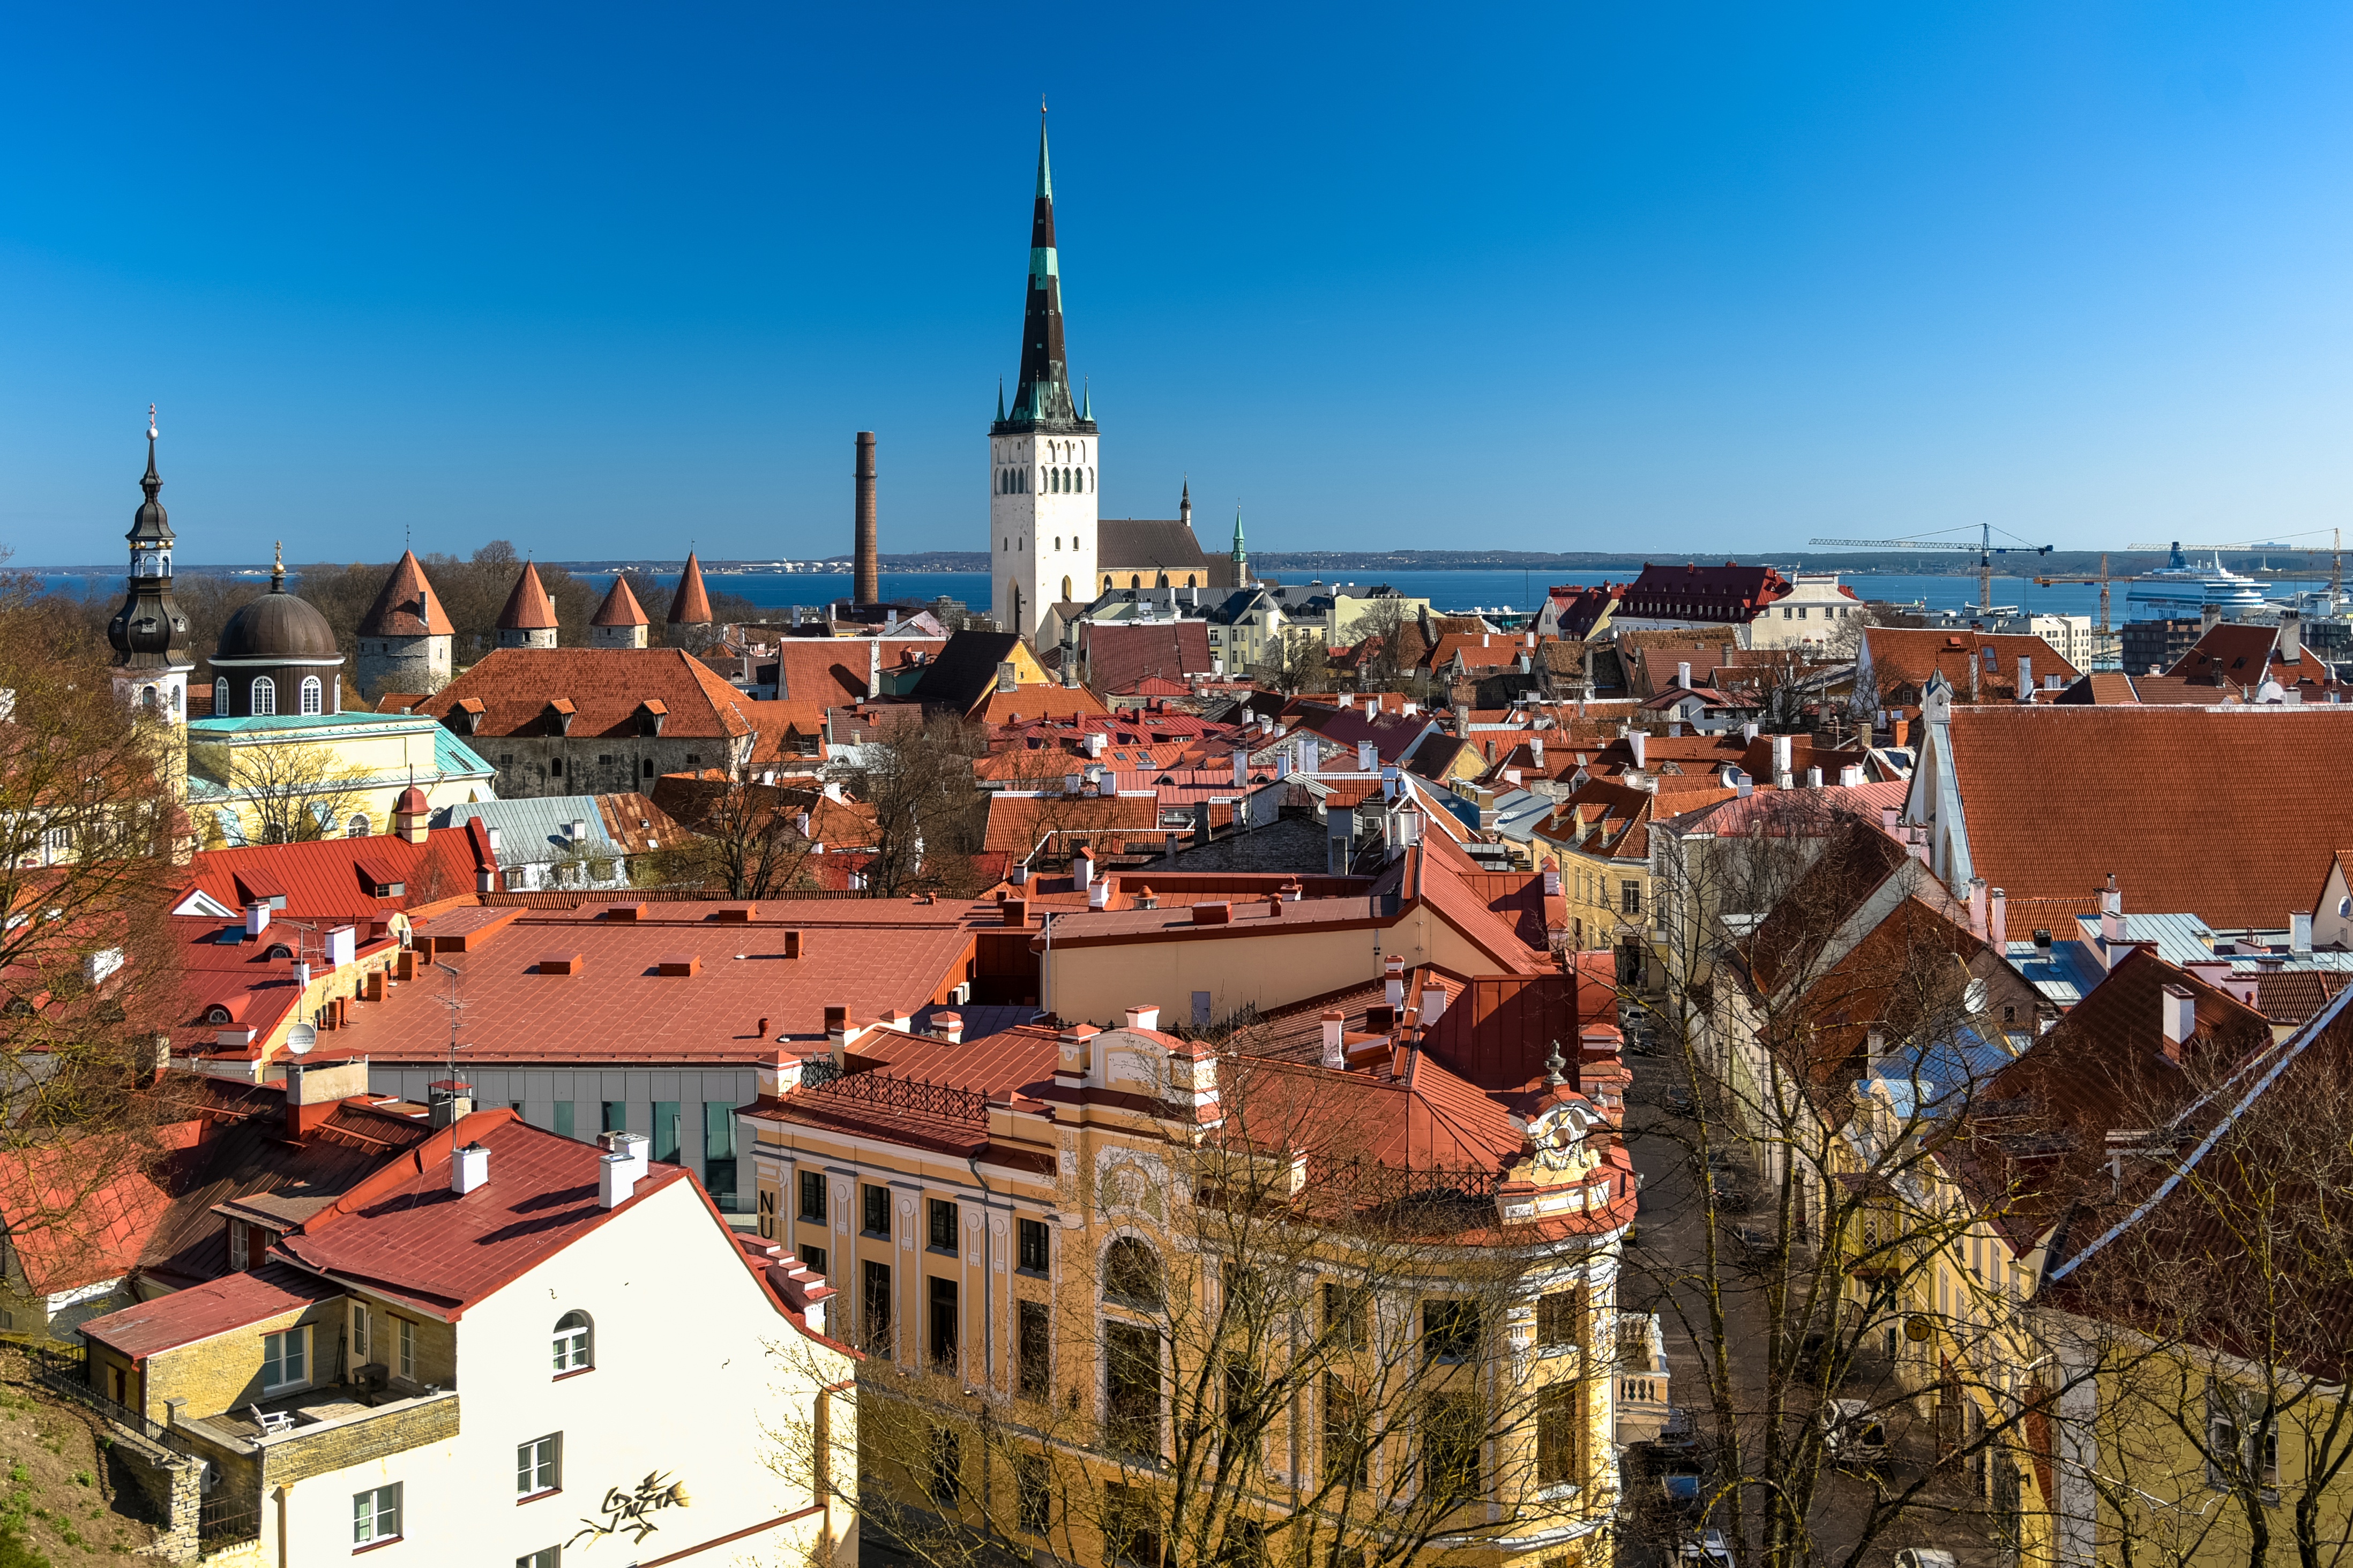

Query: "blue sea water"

xmin=35 ymin=567 xmax=2324 ymax=625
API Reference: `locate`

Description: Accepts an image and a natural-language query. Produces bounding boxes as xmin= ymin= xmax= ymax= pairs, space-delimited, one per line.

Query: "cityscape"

xmin=4 ymin=9 xmax=2352 ymax=1568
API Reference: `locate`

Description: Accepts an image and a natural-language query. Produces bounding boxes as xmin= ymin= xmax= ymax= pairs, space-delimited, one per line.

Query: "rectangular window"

xmin=928 ymin=1197 xmax=959 ymax=1251
xmin=1537 ymin=1384 xmax=1582 ymax=1485
xmin=1017 ymin=1217 xmax=1050 ymax=1273
xmin=799 ymin=1171 xmax=828 ymax=1224
xmin=1423 ymin=1300 xmax=1481 ymax=1362
xmin=862 ymin=1261 xmax=892 ymax=1358
xmin=929 ymin=1277 xmax=959 ymax=1372
xmin=925 ymin=1424 xmax=961 ymax=1504
xmin=863 ymin=1183 xmax=891 ymax=1237
xmin=397 ymin=1316 xmax=415 ymax=1379
xmin=1535 ymin=1287 xmax=1586 ymax=1349
xmin=703 ymin=1104 xmax=736 ymax=1204
xmin=517 ymin=1432 xmax=562 ymax=1496
xmin=1324 ymin=1375 xmax=1368 ymax=1485
xmin=350 ymin=1302 xmax=369 ymax=1364
xmin=1620 ymin=881 xmax=1642 ymax=916
xmin=601 ymin=1101 xmax=626 ymax=1135
xmin=553 ymin=1101 xmax=574 ymax=1141
xmin=352 ymin=1483 xmax=401 ymax=1546
xmin=519 ymin=1551 xmax=561 ymax=1568
xmin=1018 ymin=1300 xmax=1051 ymax=1397
xmin=1014 ymin=1451 xmax=1052 ymax=1535
xmin=803 ymin=1244 xmax=827 ymax=1279
xmin=1424 ymin=1392 xmax=1483 ymax=1503
xmin=652 ymin=1101 xmax=681 ymax=1164
xmin=1107 ymin=1321 xmax=1161 ymax=1458
xmin=1323 ymin=1282 xmax=1370 ymax=1349
xmin=260 ymin=1327 xmax=306 ymax=1392
xmin=1105 ymin=1482 xmax=1161 ymax=1568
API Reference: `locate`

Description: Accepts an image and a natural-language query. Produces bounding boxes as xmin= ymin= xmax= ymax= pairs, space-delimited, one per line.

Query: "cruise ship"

xmin=2125 ymin=543 xmax=2274 ymax=616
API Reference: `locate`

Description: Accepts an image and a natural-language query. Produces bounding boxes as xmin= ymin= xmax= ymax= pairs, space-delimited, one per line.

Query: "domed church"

xmin=207 ymin=544 xmax=347 ymax=718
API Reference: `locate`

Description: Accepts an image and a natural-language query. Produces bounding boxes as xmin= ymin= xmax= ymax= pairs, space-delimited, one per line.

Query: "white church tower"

xmin=989 ymin=114 xmax=1098 ymax=644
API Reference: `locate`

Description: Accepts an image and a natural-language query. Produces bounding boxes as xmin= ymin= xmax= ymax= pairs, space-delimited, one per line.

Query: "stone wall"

xmin=474 ymin=733 xmax=749 ymax=799
xmin=263 ymin=1391 xmax=460 ymax=1484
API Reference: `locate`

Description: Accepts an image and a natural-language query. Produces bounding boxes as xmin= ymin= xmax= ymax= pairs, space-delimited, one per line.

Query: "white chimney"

xmin=1418 ymin=981 xmax=1446 ymax=1026
xmin=1088 ymin=877 xmax=1110 ymax=909
xmin=2291 ymin=912 xmax=2313 ymax=955
xmin=1072 ymin=849 xmax=1093 ymax=890
xmin=1530 ymin=737 xmax=1544 ymax=768
xmin=486 ymin=826 xmax=502 ymax=852
xmin=1743 ymin=721 xmax=1759 ymax=742
xmin=1771 ymin=733 xmax=1792 ymax=785
xmin=1838 ymin=764 xmax=1863 ymax=787
xmin=2161 ymin=984 xmax=2195 ymax=1054
xmin=933 ymin=1012 xmax=965 ymax=1044
xmin=1085 ymin=731 xmax=1105 ymax=758
xmin=245 ymin=902 xmax=270 ymax=936
xmin=1384 ymin=955 xmax=1406 ymax=1009
xmin=1677 ymin=661 xmax=1691 ymax=689
xmin=1628 ymin=730 xmax=1647 ymax=768
xmin=1505 ymin=769 xmax=1522 ymax=786
xmin=2015 ymin=656 xmax=2032 ymax=701
xmin=570 ymin=819 xmax=588 ymax=842
xmin=1232 ymin=749 xmax=1248 ymax=789
xmin=1989 ymin=887 xmax=2008 ymax=949
xmin=602 ymin=1129 xmax=649 ymax=1184
xmin=1543 ymin=864 xmax=1562 ymax=896
xmin=1804 ymin=766 xmax=1822 ymax=789
xmin=1320 ymin=1009 xmax=1346 ymax=1069
xmin=1357 ymin=740 xmax=1377 ymax=771
xmin=452 ymin=1142 xmax=489 ymax=1195
xmin=1124 ymin=1003 xmax=1162 ymax=1033
xmin=599 ymin=1152 xmax=638 ymax=1208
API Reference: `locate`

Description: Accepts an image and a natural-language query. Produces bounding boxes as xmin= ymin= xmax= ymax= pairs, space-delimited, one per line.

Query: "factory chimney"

xmin=854 ymin=431 xmax=880 ymax=607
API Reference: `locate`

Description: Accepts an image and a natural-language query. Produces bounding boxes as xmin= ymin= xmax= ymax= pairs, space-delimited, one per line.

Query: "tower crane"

xmin=2031 ymin=554 xmax=2137 ymax=632
xmin=1807 ymin=522 xmax=2053 ymax=618
xmin=2124 ymin=529 xmax=2342 ymax=605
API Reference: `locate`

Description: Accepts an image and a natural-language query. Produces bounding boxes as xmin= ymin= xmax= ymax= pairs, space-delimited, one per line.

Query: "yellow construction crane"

xmin=2029 ymin=553 xmax=2165 ymax=632
xmin=2123 ymin=529 xmax=2343 ymax=602
xmin=1808 ymin=522 xmax=2053 ymax=617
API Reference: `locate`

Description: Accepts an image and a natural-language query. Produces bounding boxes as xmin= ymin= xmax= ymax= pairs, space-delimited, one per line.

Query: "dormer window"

xmin=205 ymin=1005 xmax=234 ymax=1025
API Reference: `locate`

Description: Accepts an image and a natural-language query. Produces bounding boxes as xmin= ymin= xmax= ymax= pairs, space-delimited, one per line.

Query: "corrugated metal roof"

xmin=437 ymin=796 xmax=622 ymax=866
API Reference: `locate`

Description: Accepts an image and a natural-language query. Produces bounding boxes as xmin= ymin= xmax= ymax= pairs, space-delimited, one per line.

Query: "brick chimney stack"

xmin=854 ymin=431 xmax=879 ymax=607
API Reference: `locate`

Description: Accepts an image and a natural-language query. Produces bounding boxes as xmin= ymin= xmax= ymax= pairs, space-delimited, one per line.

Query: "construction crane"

xmin=1808 ymin=522 xmax=2053 ymax=618
xmin=2031 ymin=553 xmax=2134 ymax=632
xmin=2123 ymin=529 xmax=2342 ymax=604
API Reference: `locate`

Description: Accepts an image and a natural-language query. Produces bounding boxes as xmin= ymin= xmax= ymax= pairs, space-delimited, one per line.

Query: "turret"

xmin=107 ymin=407 xmax=195 ymax=722
xmin=666 ymin=552 xmax=715 ymax=652
xmin=355 ymin=550 xmax=455 ymax=698
xmin=496 ymin=562 xmax=559 ymax=650
xmin=590 ymin=575 xmax=651 ymax=649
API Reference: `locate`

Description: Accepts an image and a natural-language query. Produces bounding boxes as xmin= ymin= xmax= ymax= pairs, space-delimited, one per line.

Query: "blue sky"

xmin=4 ymin=3 xmax=2349 ymax=565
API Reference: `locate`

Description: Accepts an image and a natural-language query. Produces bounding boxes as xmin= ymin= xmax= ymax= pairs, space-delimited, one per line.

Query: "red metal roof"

xmin=80 ymin=1262 xmax=343 ymax=1361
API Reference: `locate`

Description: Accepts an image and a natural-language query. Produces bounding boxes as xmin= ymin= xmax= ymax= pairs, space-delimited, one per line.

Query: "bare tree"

xmin=839 ymin=712 xmax=990 ymax=897
xmin=638 ymin=775 xmax=824 ymax=897
xmin=190 ymin=739 xmax=369 ymax=846
xmin=1252 ymin=630 xmax=1334 ymax=697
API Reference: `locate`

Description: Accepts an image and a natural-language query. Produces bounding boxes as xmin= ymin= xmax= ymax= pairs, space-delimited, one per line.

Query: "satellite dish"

xmin=285 ymin=1024 xmax=317 ymax=1057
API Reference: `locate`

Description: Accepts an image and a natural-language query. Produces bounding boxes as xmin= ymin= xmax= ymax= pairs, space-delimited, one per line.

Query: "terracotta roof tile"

xmin=668 ymin=552 xmax=713 ymax=626
xmin=356 ymin=551 xmax=454 ymax=637
xmin=589 ymin=575 xmax=650 ymax=628
xmin=495 ymin=562 xmax=558 ymax=632
xmin=417 ymin=648 xmax=759 ymax=740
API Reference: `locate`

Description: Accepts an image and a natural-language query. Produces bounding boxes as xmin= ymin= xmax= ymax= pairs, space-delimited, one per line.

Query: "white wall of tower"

xmin=990 ymin=431 xmax=1098 ymax=641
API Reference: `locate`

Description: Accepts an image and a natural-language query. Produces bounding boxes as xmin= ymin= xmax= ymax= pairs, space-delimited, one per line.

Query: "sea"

xmin=36 ymin=567 xmax=2325 ymax=625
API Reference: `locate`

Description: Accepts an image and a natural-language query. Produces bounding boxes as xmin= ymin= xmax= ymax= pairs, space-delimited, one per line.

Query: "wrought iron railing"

xmin=800 ymin=1055 xmax=842 ymax=1090
xmin=199 ymin=1497 xmax=262 ymax=1545
xmin=32 ymin=1347 xmax=195 ymax=1458
xmin=801 ymin=1066 xmax=987 ymax=1124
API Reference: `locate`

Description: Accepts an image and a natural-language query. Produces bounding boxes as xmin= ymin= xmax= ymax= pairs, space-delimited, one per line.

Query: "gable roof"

xmin=1097 ymin=519 xmax=1213 ymax=574
xmin=1081 ymin=621 xmax=1215 ymax=694
xmin=1863 ymin=628 xmax=2078 ymax=700
xmin=356 ymin=551 xmax=454 ymax=638
xmin=417 ymin=648 xmax=759 ymax=740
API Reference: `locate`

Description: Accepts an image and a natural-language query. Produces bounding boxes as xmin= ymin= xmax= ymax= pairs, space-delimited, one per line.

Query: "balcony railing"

xmin=801 ymin=1064 xmax=987 ymax=1125
xmin=31 ymin=1348 xmax=193 ymax=1459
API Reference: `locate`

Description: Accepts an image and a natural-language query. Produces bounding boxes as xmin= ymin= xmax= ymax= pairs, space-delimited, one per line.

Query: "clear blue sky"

xmin=5 ymin=3 xmax=2350 ymax=566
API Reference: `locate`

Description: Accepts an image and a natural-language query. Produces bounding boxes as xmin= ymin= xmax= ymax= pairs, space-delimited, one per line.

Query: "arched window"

xmin=553 ymin=1310 xmax=592 ymax=1373
xmin=1105 ymin=1238 xmax=1162 ymax=1307
xmin=212 ymin=680 xmax=228 ymax=714
xmin=300 ymin=677 xmax=323 ymax=715
xmin=1130 ymin=575 xmax=1142 ymax=590
xmin=140 ymin=686 xmax=157 ymax=709
xmin=346 ymin=813 xmax=370 ymax=838
xmin=1186 ymin=575 xmax=1197 ymax=588
xmin=1087 ymin=468 xmax=1095 ymax=492
xmin=1054 ymin=537 xmax=1061 ymax=551
xmin=1156 ymin=572 xmax=1169 ymax=588
xmin=250 ymin=678 xmax=275 ymax=716
xmin=264 ymin=943 xmax=294 ymax=961
xmin=171 ymin=685 xmax=182 ymax=714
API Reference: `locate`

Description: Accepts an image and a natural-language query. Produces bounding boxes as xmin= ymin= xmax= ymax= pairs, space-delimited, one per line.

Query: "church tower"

xmin=107 ymin=407 xmax=195 ymax=724
xmin=988 ymin=113 xmax=1097 ymax=643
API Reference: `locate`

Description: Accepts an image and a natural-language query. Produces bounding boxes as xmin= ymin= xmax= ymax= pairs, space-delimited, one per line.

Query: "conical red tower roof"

xmin=496 ymin=561 xmax=559 ymax=631
xmin=358 ymin=550 xmax=455 ymax=637
xmin=667 ymin=551 xmax=713 ymax=626
xmin=591 ymin=575 xmax=650 ymax=628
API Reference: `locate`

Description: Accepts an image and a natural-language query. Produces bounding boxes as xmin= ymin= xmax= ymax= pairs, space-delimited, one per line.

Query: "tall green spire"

xmin=993 ymin=107 xmax=1092 ymax=434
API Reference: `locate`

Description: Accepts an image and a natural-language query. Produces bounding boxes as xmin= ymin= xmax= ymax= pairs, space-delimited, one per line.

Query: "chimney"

xmin=2279 ymin=609 xmax=2303 ymax=664
xmin=245 ymin=902 xmax=271 ymax=937
xmin=2015 ymin=656 xmax=2032 ymax=701
xmin=1088 ymin=876 xmax=1109 ymax=909
xmin=1742 ymin=721 xmax=1759 ymax=743
xmin=428 ymin=1082 xmax=473 ymax=1128
xmin=1357 ymin=740 xmax=1377 ymax=771
xmin=2202 ymin=603 xmax=2223 ymax=634
xmin=1988 ymin=887 xmax=2008 ymax=949
xmin=452 ymin=1142 xmax=489 ymax=1195
xmin=1804 ymin=766 xmax=1822 ymax=789
xmin=1232 ymin=749 xmax=1248 ymax=789
xmin=853 ymin=431 xmax=880 ymax=607
xmin=1543 ymin=863 xmax=1561 ymax=897
xmin=1530 ymin=737 xmax=1544 ymax=768
xmin=1677 ymin=661 xmax=1691 ymax=689
xmin=1124 ymin=1003 xmax=1161 ymax=1032
xmin=1072 ymin=846 xmax=1094 ymax=890
xmin=2291 ymin=912 xmax=2313 ymax=955
xmin=756 ymin=1048 xmax=802 ymax=1097
xmin=599 ymin=1151 xmax=638 ymax=1207
xmin=996 ymin=662 xmax=1018 ymax=694
xmin=1881 ymin=805 xmax=1900 ymax=832
xmin=1418 ymin=981 xmax=1446 ymax=1026
xmin=1627 ymin=730 xmax=1646 ymax=768
xmin=1771 ymin=733 xmax=1792 ymax=785
xmin=486 ymin=825 xmax=502 ymax=852
xmin=1968 ymin=877 xmax=1989 ymax=941
xmin=1084 ymin=731 xmax=1105 ymax=758
xmin=1320 ymin=1009 xmax=1346 ymax=1069
xmin=933 ymin=1012 xmax=965 ymax=1044
xmin=1838 ymin=764 xmax=1863 ymax=787
xmin=2161 ymin=984 xmax=2195 ymax=1058
xmin=1003 ymin=897 xmax=1027 ymax=926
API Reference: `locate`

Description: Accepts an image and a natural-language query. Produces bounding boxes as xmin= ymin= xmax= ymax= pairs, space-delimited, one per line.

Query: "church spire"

xmin=994 ymin=110 xmax=1094 ymax=435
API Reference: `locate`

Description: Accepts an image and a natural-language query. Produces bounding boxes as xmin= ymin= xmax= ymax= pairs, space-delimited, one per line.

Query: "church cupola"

xmin=107 ymin=406 xmax=195 ymax=722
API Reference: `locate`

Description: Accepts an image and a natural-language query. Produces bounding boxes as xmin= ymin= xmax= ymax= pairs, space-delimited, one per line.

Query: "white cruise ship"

xmin=2125 ymin=543 xmax=2273 ymax=616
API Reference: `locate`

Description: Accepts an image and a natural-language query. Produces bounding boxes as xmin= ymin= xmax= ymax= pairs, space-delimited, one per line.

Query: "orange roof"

xmin=417 ymin=648 xmax=759 ymax=740
xmin=983 ymin=792 xmax=1162 ymax=856
xmin=1864 ymin=628 xmax=2078 ymax=700
xmin=495 ymin=561 xmax=558 ymax=632
xmin=977 ymin=686 xmax=1110 ymax=725
xmin=590 ymin=575 xmax=650 ymax=628
xmin=668 ymin=552 xmax=713 ymax=626
xmin=357 ymin=550 xmax=453 ymax=637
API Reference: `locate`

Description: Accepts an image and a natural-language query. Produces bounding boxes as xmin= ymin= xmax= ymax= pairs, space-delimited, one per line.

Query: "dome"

xmin=393 ymin=786 xmax=430 ymax=815
xmin=216 ymin=587 xmax=339 ymax=662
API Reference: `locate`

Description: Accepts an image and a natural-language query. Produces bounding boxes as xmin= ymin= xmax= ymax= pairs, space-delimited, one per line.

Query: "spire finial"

xmin=147 ymin=403 xmax=158 ymax=441
xmin=997 ymin=378 xmax=1006 ymax=421
xmin=1544 ymin=1042 xmax=1566 ymax=1086
xmin=271 ymin=541 xmax=285 ymax=593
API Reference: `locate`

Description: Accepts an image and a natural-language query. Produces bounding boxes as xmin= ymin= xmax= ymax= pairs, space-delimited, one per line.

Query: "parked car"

xmin=1678 ymin=1528 xmax=1740 ymax=1568
xmin=1660 ymin=1464 xmax=1705 ymax=1518
xmin=1663 ymin=1087 xmax=1697 ymax=1116
xmin=1628 ymin=1032 xmax=1662 ymax=1058
xmin=1702 ymin=1147 xmax=1741 ymax=1174
xmin=1822 ymin=1398 xmax=1888 ymax=1466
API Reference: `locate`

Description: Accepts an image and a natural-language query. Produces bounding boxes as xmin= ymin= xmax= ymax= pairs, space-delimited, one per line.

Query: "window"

xmin=1106 ymin=1321 xmax=1161 ymax=1457
xmin=862 ymin=1183 xmax=891 ymax=1237
xmin=1537 ymin=1383 xmax=1582 ymax=1485
xmin=862 ymin=1261 xmax=892 ymax=1357
xmin=250 ymin=677 xmax=275 ymax=716
xmin=346 ymin=813 xmax=370 ymax=838
xmin=1324 ymin=1375 xmax=1368 ymax=1484
xmin=517 ymin=1432 xmax=562 ymax=1496
xmin=929 ymin=1276 xmax=959 ymax=1371
xmin=1423 ymin=1300 xmax=1480 ymax=1361
xmin=1536 ymin=1287 xmax=1586 ymax=1349
xmin=352 ymin=1483 xmax=401 ymax=1546
xmin=1424 ymin=1392 xmax=1483 ymax=1503
xmin=803 ymin=1245 xmax=827 ymax=1279
xmin=1017 ymin=1217 xmax=1050 ymax=1273
xmin=552 ymin=1310 xmax=591 ymax=1373
xmin=1105 ymin=1482 xmax=1160 ymax=1567
xmin=925 ymin=1423 xmax=961 ymax=1504
xmin=1014 ymin=1451 xmax=1052 ymax=1535
xmin=519 ymin=1551 xmax=561 ymax=1568
xmin=212 ymin=679 xmax=228 ymax=714
xmin=261 ymin=1326 xmax=307 ymax=1391
xmin=397 ymin=1316 xmax=414 ymax=1379
xmin=601 ymin=1101 xmax=626 ymax=1134
xmin=1105 ymin=1238 xmax=1162 ymax=1307
xmin=550 ymin=757 xmax=562 ymax=776
xmin=1323 ymin=1282 xmax=1370 ymax=1349
xmin=928 ymin=1197 xmax=959 ymax=1251
xmin=350 ymin=1302 xmax=370 ymax=1364
xmin=702 ymin=1103 xmax=736 ymax=1205
xmin=299 ymin=676 xmax=323 ymax=715
xmin=1018 ymin=1300 xmax=1051 ymax=1397
xmin=799 ymin=1171 xmax=827 ymax=1224
xmin=653 ymin=1101 xmax=680 ymax=1162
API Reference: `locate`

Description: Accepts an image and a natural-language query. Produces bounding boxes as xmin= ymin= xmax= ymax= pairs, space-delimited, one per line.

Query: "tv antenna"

xmin=431 ymin=959 xmax=471 ymax=1095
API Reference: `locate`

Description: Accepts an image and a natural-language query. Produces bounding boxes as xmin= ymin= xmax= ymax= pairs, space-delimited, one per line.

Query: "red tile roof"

xmin=1863 ymin=628 xmax=2078 ymax=701
xmin=357 ymin=551 xmax=454 ymax=638
xmin=417 ymin=648 xmax=759 ymax=740
xmin=590 ymin=575 xmax=650 ymax=628
xmin=976 ymin=686 xmax=1111 ymax=725
xmin=668 ymin=552 xmax=713 ymax=626
xmin=1619 ymin=561 xmax=1792 ymax=622
xmin=983 ymin=792 xmax=1163 ymax=857
xmin=80 ymin=1261 xmax=343 ymax=1360
xmin=496 ymin=562 xmax=558 ymax=632
xmin=1938 ymin=706 xmax=2353 ymax=929
xmin=182 ymin=823 xmax=496 ymax=924
xmin=2167 ymin=623 xmax=2340 ymax=694
xmin=1080 ymin=622 xmax=1215 ymax=694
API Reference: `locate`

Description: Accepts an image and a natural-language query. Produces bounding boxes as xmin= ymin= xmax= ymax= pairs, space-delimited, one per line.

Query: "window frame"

xmin=396 ymin=1315 xmax=415 ymax=1380
xmin=927 ymin=1197 xmax=959 ymax=1252
xmin=260 ymin=1325 xmax=308 ymax=1393
xmin=552 ymin=1310 xmax=592 ymax=1376
xmin=1016 ymin=1217 xmax=1050 ymax=1273
xmin=1422 ymin=1299 xmax=1481 ymax=1362
xmin=798 ymin=1169 xmax=828 ymax=1225
xmin=517 ymin=1431 xmax=563 ymax=1498
xmin=352 ymin=1482 xmax=402 ymax=1547
xmin=862 ymin=1183 xmax=891 ymax=1238
xmin=1017 ymin=1299 xmax=1051 ymax=1398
